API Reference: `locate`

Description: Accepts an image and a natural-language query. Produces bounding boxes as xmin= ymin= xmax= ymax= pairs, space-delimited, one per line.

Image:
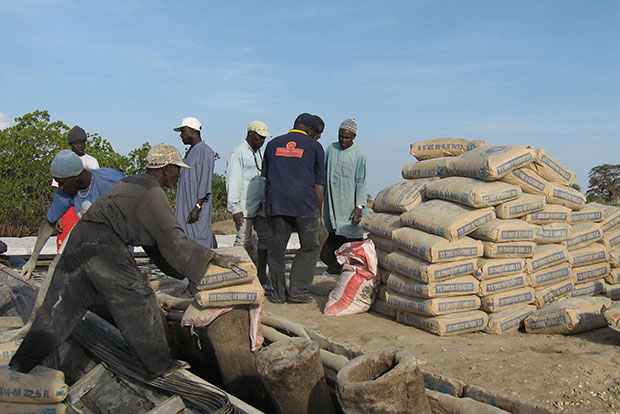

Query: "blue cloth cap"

xmin=50 ymin=150 xmax=84 ymax=178
xmin=294 ymin=113 xmax=319 ymax=132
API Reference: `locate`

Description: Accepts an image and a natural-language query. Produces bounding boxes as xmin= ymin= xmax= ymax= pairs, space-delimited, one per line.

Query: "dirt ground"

xmin=264 ymin=293 xmax=620 ymax=413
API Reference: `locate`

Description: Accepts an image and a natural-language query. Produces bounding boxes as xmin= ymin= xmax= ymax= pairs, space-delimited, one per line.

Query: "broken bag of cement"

xmin=323 ymin=239 xmax=379 ymax=316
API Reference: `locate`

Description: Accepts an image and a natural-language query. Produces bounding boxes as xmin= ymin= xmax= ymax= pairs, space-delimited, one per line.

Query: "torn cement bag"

xmin=495 ymin=193 xmax=545 ymax=219
xmin=573 ymin=262 xmax=610 ymax=284
xmin=588 ymin=202 xmax=620 ymax=232
xmin=526 ymin=262 xmax=572 ymax=288
xmin=533 ymin=278 xmax=574 ymax=308
xmin=196 ymin=263 xmax=255 ymax=290
xmin=562 ymin=222 xmax=603 ymax=251
xmin=387 ymin=251 xmax=477 ymax=283
xmin=324 ymin=240 xmax=379 ymax=316
xmin=544 ymin=182 xmax=586 ymax=210
xmin=367 ymin=233 xmax=398 ymax=252
xmin=445 ymin=145 xmax=536 ymax=181
xmin=373 ymin=178 xmax=437 ymax=213
xmin=572 ymin=279 xmax=605 ymax=298
xmin=409 ymin=137 xmax=485 ymax=160
xmin=533 ymin=223 xmax=572 ymax=244
xmin=396 ymin=310 xmax=488 ymax=336
xmin=392 ymin=227 xmax=483 ymax=263
xmin=425 ymin=177 xmax=521 ymax=208
xmin=501 ymin=167 xmax=548 ymax=195
xmin=606 ymin=283 xmax=620 ymax=300
xmin=482 ymin=241 xmax=536 ymax=258
xmin=470 ymin=219 xmax=535 ymax=242
xmin=361 ymin=213 xmax=401 ymax=238
xmin=526 ymin=148 xmax=576 ymax=186
xmin=478 ymin=273 xmax=528 ymax=296
xmin=568 ymin=244 xmax=609 ymax=267
xmin=400 ymin=199 xmax=495 ymax=240
xmin=569 ymin=203 xmax=604 ymax=224
xmin=526 ymin=244 xmax=568 ymax=273
xmin=475 ymin=258 xmax=526 ymax=280
xmin=605 ymin=268 xmax=620 ymax=285
xmin=385 ymin=289 xmax=480 ymax=316
xmin=525 ymin=297 xmax=611 ymax=334
xmin=484 ymin=304 xmax=537 ymax=335
xmin=480 ymin=287 xmax=535 ymax=312
xmin=385 ymin=273 xmax=479 ymax=298
xmin=195 ymin=276 xmax=264 ymax=307
xmin=402 ymin=157 xmax=451 ymax=179
xmin=523 ymin=204 xmax=571 ymax=224
xmin=600 ymin=227 xmax=620 ymax=251
xmin=0 ymin=369 xmax=67 ymax=403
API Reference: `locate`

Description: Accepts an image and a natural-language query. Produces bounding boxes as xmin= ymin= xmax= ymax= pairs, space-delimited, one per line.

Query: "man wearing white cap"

xmin=226 ymin=120 xmax=272 ymax=287
xmin=20 ymin=150 xmax=125 ymax=280
xmin=174 ymin=117 xmax=215 ymax=248
xmin=10 ymin=144 xmax=239 ymax=380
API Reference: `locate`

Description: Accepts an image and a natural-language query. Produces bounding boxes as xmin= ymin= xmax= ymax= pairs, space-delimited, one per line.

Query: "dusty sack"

xmin=604 ymin=268 xmax=620 ymax=285
xmin=606 ymin=283 xmax=620 ymax=299
xmin=0 ymin=369 xmax=68 ymax=404
xmin=526 ymin=262 xmax=572 ymax=288
xmin=572 ymin=279 xmax=606 ymax=297
xmin=600 ymin=227 xmax=620 ymax=251
xmin=568 ymin=244 xmax=609 ymax=267
xmin=495 ymin=193 xmax=545 ymax=219
xmin=523 ymin=204 xmax=571 ymax=224
xmin=478 ymin=273 xmax=528 ymax=296
xmin=367 ymin=234 xmax=398 ymax=252
xmin=425 ymin=177 xmax=521 ymax=208
xmin=526 ymin=148 xmax=576 ymax=186
xmin=479 ymin=287 xmax=535 ymax=312
xmin=402 ymin=157 xmax=451 ymax=179
xmin=196 ymin=263 xmax=255 ymax=291
xmin=0 ymin=402 xmax=67 ymax=414
xmin=370 ymin=298 xmax=396 ymax=319
xmin=361 ymin=213 xmax=401 ymax=238
xmin=482 ymin=241 xmax=536 ymax=258
xmin=562 ymin=222 xmax=603 ymax=251
xmin=409 ymin=137 xmax=485 ymax=160
xmin=573 ymin=262 xmax=610 ymax=284
xmin=484 ymin=304 xmax=537 ymax=335
xmin=384 ymin=289 xmax=480 ymax=316
xmin=533 ymin=223 xmax=572 ymax=244
xmin=533 ymin=278 xmax=574 ymax=308
xmin=444 ymin=145 xmax=536 ymax=181
xmin=0 ymin=340 xmax=21 ymax=364
xmin=501 ymin=168 xmax=548 ymax=195
xmin=525 ymin=297 xmax=611 ymax=334
xmin=400 ymin=199 xmax=495 ymax=241
xmin=397 ymin=310 xmax=488 ymax=336
xmin=544 ymin=182 xmax=586 ymax=210
xmin=475 ymin=258 xmax=526 ymax=280
xmin=373 ymin=178 xmax=437 ymax=213
xmin=569 ymin=203 xmax=604 ymax=224
xmin=387 ymin=251 xmax=477 ymax=283
xmin=385 ymin=273 xmax=479 ymax=298
xmin=526 ymin=244 xmax=569 ymax=273
xmin=195 ymin=276 xmax=264 ymax=307
xmin=392 ymin=227 xmax=483 ymax=263
xmin=588 ymin=202 xmax=620 ymax=232
xmin=470 ymin=219 xmax=535 ymax=242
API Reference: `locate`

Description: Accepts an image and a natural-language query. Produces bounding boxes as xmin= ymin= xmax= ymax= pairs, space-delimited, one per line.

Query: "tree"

xmin=586 ymin=164 xmax=620 ymax=205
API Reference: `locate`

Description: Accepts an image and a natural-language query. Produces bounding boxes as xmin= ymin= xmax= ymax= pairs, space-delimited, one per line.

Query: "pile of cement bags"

xmin=365 ymin=138 xmax=620 ymax=336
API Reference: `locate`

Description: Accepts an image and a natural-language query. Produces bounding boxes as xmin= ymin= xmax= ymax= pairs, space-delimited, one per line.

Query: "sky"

xmin=1 ymin=1 xmax=619 ymax=196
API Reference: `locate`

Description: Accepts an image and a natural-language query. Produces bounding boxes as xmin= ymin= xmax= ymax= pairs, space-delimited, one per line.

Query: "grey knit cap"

xmin=50 ymin=150 xmax=84 ymax=178
xmin=339 ymin=118 xmax=357 ymax=134
xmin=67 ymin=125 xmax=87 ymax=144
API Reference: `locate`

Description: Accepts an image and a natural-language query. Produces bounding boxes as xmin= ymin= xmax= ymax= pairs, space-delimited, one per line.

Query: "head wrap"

xmin=339 ymin=118 xmax=357 ymax=134
xmin=50 ymin=150 xmax=84 ymax=178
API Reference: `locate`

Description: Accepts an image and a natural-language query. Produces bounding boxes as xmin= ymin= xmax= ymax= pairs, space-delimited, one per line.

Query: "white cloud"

xmin=0 ymin=112 xmax=11 ymax=130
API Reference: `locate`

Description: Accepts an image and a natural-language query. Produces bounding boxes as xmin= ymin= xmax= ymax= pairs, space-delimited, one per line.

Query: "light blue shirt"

xmin=226 ymin=140 xmax=263 ymax=217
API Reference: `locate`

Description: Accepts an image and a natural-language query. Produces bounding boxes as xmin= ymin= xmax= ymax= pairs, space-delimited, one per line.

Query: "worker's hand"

xmin=232 ymin=212 xmax=244 ymax=227
xmin=211 ymin=253 xmax=243 ymax=268
xmin=55 ymin=220 xmax=63 ymax=233
xmin=350 ymin=206 xmax=363 ymax=224
xmin=20 ymin=258 xmax=37 ymax=280
xmin=186 ymin=205 xmax=201 ymax=224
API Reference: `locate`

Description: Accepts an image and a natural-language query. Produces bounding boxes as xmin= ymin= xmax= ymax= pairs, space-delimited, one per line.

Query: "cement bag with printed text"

xmin=525 ymin=297 xmax=611 ymax=334
xmin=324 ymin=240 xmax=379 ymax=316
xmin=402 ymin=157 xmax=451 ymax=179
xmin=373 ymin=178 xmax=437 ymax=213
xmin=444 ymin=145 xmax=536 ymax=181
xmin=409 ymin=137 xmax=486 ymax=160
xmin=527 ymin=148 xmax=576 ymax=186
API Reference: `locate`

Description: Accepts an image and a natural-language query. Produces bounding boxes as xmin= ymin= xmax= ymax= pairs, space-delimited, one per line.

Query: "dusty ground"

xmin=264 ymin=292 xmax=620 ymax=413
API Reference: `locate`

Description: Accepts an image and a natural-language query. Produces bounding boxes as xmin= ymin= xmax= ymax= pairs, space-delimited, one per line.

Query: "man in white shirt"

xmin=226 ymin=120 xmax=272 ymax=287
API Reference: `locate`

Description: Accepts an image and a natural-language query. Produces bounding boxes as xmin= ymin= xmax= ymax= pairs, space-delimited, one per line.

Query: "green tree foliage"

xmin=586 ymin=164 xmax=620 ymax=205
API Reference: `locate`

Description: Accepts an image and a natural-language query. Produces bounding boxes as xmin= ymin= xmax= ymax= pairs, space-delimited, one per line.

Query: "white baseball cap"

xmin=247 ymin=120 xmax=271 ymax=137
xmin=173 ymin=117 xmax=202 ymax=132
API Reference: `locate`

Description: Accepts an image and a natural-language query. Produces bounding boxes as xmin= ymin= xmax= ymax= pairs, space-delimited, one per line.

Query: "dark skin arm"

xmin=314 ymin=184 xmax=324 ymax=219
xmin=187 ymin=196 xmax=207 ymax=223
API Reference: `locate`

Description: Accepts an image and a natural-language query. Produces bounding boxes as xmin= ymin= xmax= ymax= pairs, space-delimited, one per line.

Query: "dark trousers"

xmin=268 ymin=216 xmax=320 ymax=301
xmin=10 ymin=221 xmax=172 ymax=377
xmin=320 ymin=233 xmax=363 ymax=274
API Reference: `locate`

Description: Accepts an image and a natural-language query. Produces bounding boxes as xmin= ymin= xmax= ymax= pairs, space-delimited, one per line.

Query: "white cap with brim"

xmin=146 ymin=143 xmax=191 ymax=169
xmin=173 ymin=117 xmax=202 ymax=132
xmin=247 ymin=120 xmax=271 ymax=137
xmin=50 ymin=150 xmax=84 ymax=178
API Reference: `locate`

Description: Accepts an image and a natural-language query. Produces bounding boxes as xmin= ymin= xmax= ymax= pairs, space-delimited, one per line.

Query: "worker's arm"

xmin=314 ymin=184 xmax=324 ymax=219
xmin=21 ymin=218 xmax=56 ymax=280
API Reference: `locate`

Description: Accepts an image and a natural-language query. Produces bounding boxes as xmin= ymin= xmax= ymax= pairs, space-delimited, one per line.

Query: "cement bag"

xmin=523 ymin=204 xmax=571 ymax=224
xmin=569 ymin=203 xmax=604 ymax=224
xmin=367 ymin=233 xmax=398 ymax=252
xmin=324 ymin=240 xmax=379 ymax=316
xmin=370 ymin=298 xmax=396 ymax=319
xmin=525 ymin=297 xmax=611 ymax=334
xmin=376 ymin=248 xmax=391 ymax=269
xmin=196 ymin=263 xmax=255 ymax=291
xmin=480 ymin=287 xmax=535 ymax=312
xmin=0 ymin=402 xmax=66 ymax=414
xmin=501 ymin=168 xmax=548 ymax=195
xmin=533 ymin=279 xmax=574 ymax=308
xmin=589 ymin=202 xmax=620 ymax=232
xmin=373 ymin=178 xmax=436 ymax=213
xmin=605 ymin=283 xmax=620 ymax=300
xmin=478 ymin=273 xmax=528 ymax=296
xmin=376 ymin=285 xmax=389 ymax=300
xmin=0 ymin=370 xmax=67 ymax=403
xmin=572 ymin=279 xmax=605 ymax=297
xmin=195 ymin=277 xmax=264 ymax=307
xmin=605 ymin=267 xmax=620 ymax=285
xmin=0 ymin=341 xmax=21 ymax=364
xmin=526 ymin=244 xmax=568 ymax=273
xmin=425 ymin=177 xmax=521 ymax=208
xmin=402 ymin=157 xmax=451 ymax=179
xmin=562 ymin=222 xmax=603 ymax=251
xmin=526 ymin=262 xmax=572 ymax=288
xmin=533 ymin=223 xmax=571 ymax=244
xmin=385 ymin=273 xmax=479 ymax=298
xmin=482 ymin=241 xmax=536 ymax=258
xmin=384 ymin=289 xmax=480 ymax=316
xmin=392 ymin=227 xmax=483 ymax=263
xmin=397 ymin=310 xmax=488 ymax=336
xmin=400 ymin=199 xmax=495 ymax=240
xmin=527 ymin=148 xmax=576 ymax=185
xmin=445 ymin=145 xmax=536 ymax=181
xmin=409 ymin=137 xmax=484 ymax=160
xmin=387 ymin=251 xmax=477 ymax=283
xmin=484 ymin=304 xmax=537 ymax=335
xmin=611 ymin=249 xmax=620 ymax=267
xmin=544 ymin=182 xmax=586 ymax=210
xmin=361 ymin=213 xmax=401 ymax=238
xmin=495 ymin=193 xmax=545 ymax=219
xmin=377 ymin=267 xmax=390 ymax=284
xmin=475 ymin=258 xmax=526 ymax=280
xmin=573 ymin=262 xmax=610 ymax=284
xmin=603 ymin=300 xmax=620 ymax=328
xmin=470 ymin=219 xmax=535 ymax=242
xmin=568 ymin=244 xmax=609 ymax=267
xmin=600 ymin=227 xmax=620 ymax=251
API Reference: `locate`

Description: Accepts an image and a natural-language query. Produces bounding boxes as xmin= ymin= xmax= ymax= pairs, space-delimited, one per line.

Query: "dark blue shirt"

xmin=262 ymin=130 xmax=326 ymax=218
